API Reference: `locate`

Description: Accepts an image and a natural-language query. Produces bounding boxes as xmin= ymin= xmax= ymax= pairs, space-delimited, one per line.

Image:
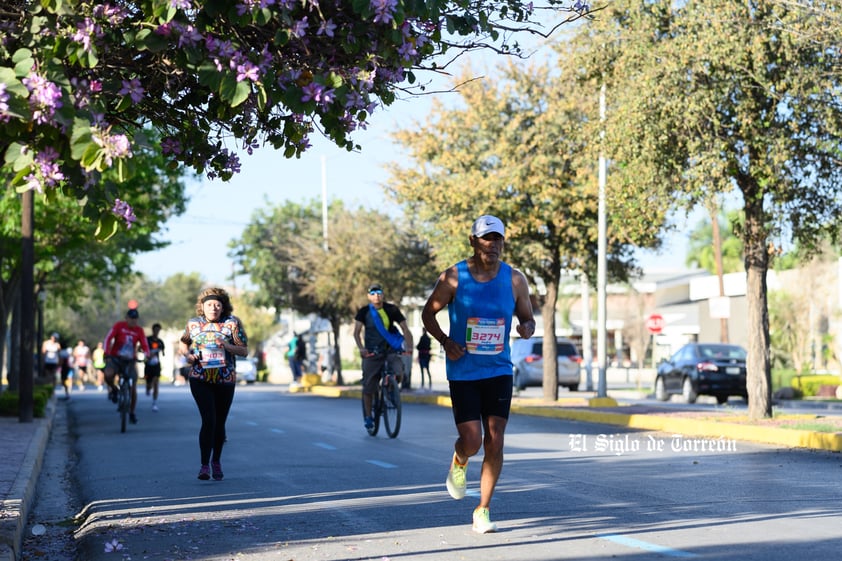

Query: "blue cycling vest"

xmin=446 ymin=260 xmax=515 ymax=381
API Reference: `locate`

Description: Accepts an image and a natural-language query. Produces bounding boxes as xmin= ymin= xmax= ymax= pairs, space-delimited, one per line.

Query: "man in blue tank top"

xmin=421 ymin=214 xmax=535 ymax=534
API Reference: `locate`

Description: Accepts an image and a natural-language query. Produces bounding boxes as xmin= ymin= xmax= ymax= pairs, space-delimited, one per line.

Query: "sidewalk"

xmin=1 ymin=385 xmax=841 ymax=561
xmin=0 ymin=397 xmax=55 ymax=561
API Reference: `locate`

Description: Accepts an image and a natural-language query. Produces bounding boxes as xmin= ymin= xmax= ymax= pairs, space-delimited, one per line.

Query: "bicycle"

xmin=361 ymin=352 xmax=402 ymax=438
xmin=113 ymin=357 xmax=136 ymax=433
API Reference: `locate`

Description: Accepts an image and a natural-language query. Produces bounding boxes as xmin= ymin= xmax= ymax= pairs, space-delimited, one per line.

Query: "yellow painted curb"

xmin=588 ymin=397 xmax=619 ymax=407
xmin=300 ymin=373 xmax=321 ymax=387
xmin=296 ymin=386 xmax=842 ymax=452
xmin=509 ymin=406 xmax=842 ymax=452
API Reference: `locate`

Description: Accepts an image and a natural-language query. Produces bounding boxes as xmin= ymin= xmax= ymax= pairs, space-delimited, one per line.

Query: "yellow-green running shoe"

xmin=445 ymin=453 xmax=467 ymax=500
xmin=472 ymin=507 xmax=497 ymax=534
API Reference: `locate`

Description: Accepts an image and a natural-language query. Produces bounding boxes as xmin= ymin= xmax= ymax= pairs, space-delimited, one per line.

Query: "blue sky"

xmin=132 ymin=96 xmax=434 ymax=287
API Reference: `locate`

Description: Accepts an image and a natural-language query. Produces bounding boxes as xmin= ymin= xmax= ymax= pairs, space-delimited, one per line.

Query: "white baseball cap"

xmin=471 ymin=215 xmax=505 ymax=238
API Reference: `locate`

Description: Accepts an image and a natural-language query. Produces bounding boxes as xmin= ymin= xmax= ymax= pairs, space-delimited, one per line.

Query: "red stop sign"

xmin=646 ymin=313 xmax=665 ymax=334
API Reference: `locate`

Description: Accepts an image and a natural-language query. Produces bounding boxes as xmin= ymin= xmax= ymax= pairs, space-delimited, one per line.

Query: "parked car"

xmin=236 ymin=356 xmax=258 ymax=384
xmin=511 ymin=337 xmax=581 ymax=391
xmin=655 ymin=342 xmax=747 ymax=404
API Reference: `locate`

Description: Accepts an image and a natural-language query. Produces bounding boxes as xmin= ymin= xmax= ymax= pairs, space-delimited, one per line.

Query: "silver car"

xmin=236 ymin=356 xmax=258 ymax=384
xmin=511 ymin=337 xmax=581 ymax=391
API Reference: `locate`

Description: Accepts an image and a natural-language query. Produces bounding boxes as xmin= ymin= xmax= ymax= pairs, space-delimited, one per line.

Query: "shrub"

xmin=791 ymin=374 xmax=841 ymax=398
xmin=0 ymin=384 xmax=53 ymax=417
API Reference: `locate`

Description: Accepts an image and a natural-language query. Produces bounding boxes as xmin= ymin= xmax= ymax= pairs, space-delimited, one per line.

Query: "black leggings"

xmin=189 ymin=378 xmax=235 ymax=465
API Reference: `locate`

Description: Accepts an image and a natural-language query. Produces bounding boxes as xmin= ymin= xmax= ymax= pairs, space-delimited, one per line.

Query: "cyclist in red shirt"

xmin=103 ymin=308 xmax=150 ymax=424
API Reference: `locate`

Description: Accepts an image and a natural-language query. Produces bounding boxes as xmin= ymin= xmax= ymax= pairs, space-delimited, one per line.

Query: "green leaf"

xmin=256 ymin=7 xmax=272 ymax=25
xmin=116 ymin=94 xmax=133 ymax=112
xmin=231 ymin=81 xmax=251 ymax=108
xmin=133 ymin=28 xmax=169 ymax=53
xmin=326 ymin=72 xmax=343 ymax=89
xmin=13 ymin=49 xmax=35 ymax=78
xmin=257 ymin=84 xmax=268 ymax=112
xmin=219 ymin=73 xmax=237 ymax=103
xmin=198 ymin=62 xmax=223 ymax=90
xmin=70 ymin=119 xmax=93 ymax=160
xmin=5 ymin=142 xmax=33 ymax=171
xmin=94 ymin=214 xmax=120 ymax=241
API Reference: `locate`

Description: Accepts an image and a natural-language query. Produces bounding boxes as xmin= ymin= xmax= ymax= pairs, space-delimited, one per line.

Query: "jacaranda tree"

xmin=1 ymin=0 xmax=589 ymax=234
xmin=1 ymin=0 xmax=588 ymax=420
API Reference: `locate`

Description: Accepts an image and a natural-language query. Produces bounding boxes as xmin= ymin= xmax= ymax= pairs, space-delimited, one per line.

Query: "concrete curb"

xmin=0 ymin=396 xmax=56 ymax=561
xmin=305 ymin=385 xmax=842 ymax=452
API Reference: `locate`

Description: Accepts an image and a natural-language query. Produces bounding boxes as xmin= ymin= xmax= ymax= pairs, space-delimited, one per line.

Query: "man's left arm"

xmin=512 ymin=269 xmax=536 ymax=340
xmin=138 ymin=329 xmax=151 ymax=356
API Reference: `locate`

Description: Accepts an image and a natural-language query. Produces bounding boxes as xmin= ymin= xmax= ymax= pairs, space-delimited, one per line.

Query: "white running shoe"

xmin=445 ymin=453 xmax=467 ymax=500
xmin=472 ymin=507 xmax=498 ymax=534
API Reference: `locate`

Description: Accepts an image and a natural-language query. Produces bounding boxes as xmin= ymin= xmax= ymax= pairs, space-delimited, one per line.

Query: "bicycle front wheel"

xmin=119 ymin=380 xmax=130 ymax=433
xmin=382 ymin=376 xmax=401 ymax=438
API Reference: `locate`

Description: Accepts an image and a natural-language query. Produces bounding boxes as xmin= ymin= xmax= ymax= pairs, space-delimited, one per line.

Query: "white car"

xmin=236 ymin=356 xmax=258 ymax=384
xmin=511 ymin=337 xmax=581 ymax=391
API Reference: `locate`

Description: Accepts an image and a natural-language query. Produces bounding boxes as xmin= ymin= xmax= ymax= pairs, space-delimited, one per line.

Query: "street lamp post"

xmin=596 ymin=81 xmax=608 ymax=398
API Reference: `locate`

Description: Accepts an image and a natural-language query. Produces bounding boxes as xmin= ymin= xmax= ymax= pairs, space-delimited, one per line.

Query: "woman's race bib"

xmin=466 ymin=317 xmax=506 ymax=355
xmin=193 ymin=332 xmax=226 ymax=369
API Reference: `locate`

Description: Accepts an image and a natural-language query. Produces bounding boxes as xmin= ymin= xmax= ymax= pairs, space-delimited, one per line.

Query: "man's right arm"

xmin=422 ymin=266 xmax=463 ymax=360
xmin=353 ymin=320 xmax=367 ymax=357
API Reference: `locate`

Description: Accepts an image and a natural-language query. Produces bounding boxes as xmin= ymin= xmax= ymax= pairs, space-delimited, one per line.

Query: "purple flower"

xmin=317 ymin=19 xmax=336 ymax=37
xmin=19 ymin=146 xmax=66 ymax=192
xmin=155 ymin=22 xmax=174 ymax=36
xmin=243 ymin=140 xmax=259 ymax=155
xmin=0 ymin=83 xmax=10 ymax=122
xmin=71 ymin=18 xmax=102 ymax=54
xmin=70 ymin=77 xmax=102 ymax=109
xmin=222 ymin=149 xmax=241 ymax=174
xmin=22 ymin=71 xmax=63 ymax=125
xmin=111 ymin=199 xmax=137 ymax=229
xmin=371 ymin=0 xmax=397 ymax=24
xmin=398 ymin=41 xmax=418 ymax=62
xmin=23 ymin=173 xmax=43 ymax=193
xmin=236 ymin=61 xmax=260 ymax=83
xmin=92 ymin=5 xmax=127 ymax=25
xmin=119 ymin=78 xmax=144 ymax=104
xmin=176 ymin=24 xmax=203 ymax=47
xmin=35 ymin=148 xmax=65 ymax=187
xmin=573 ymin=0 xmax=589 ymax=13
xmin=92 ymin=129 xmax=132 ymax=166
xmin=301 ymin=82 xmax=324 ymax=104
xmin=161 ymin=137 xmax=182 ymax=155
xmin=297 ymin=135 xmax=312 ymax=150
xmin=291 ymin=17 xmax=308 ymax=38
xmin=170 ymin=0 xmax=192 ymax=9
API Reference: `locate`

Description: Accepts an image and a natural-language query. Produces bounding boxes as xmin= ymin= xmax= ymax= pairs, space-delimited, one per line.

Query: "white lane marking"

xmin=314 ymin=442 xmax=336 ymax=450
xmin=270 ymin=428 xmax=285 ymax=434
xmin=367 ymin=460 xmax=398 ymax=468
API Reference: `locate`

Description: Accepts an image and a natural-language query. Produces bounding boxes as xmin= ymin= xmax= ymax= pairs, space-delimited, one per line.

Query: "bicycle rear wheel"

xmin=382 ymin=376 xmax=401 ymax=438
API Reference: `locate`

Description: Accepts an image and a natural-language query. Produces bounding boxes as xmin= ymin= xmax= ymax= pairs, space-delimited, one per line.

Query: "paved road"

xmin=12 ymin=385 xmax=842 ymax=561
